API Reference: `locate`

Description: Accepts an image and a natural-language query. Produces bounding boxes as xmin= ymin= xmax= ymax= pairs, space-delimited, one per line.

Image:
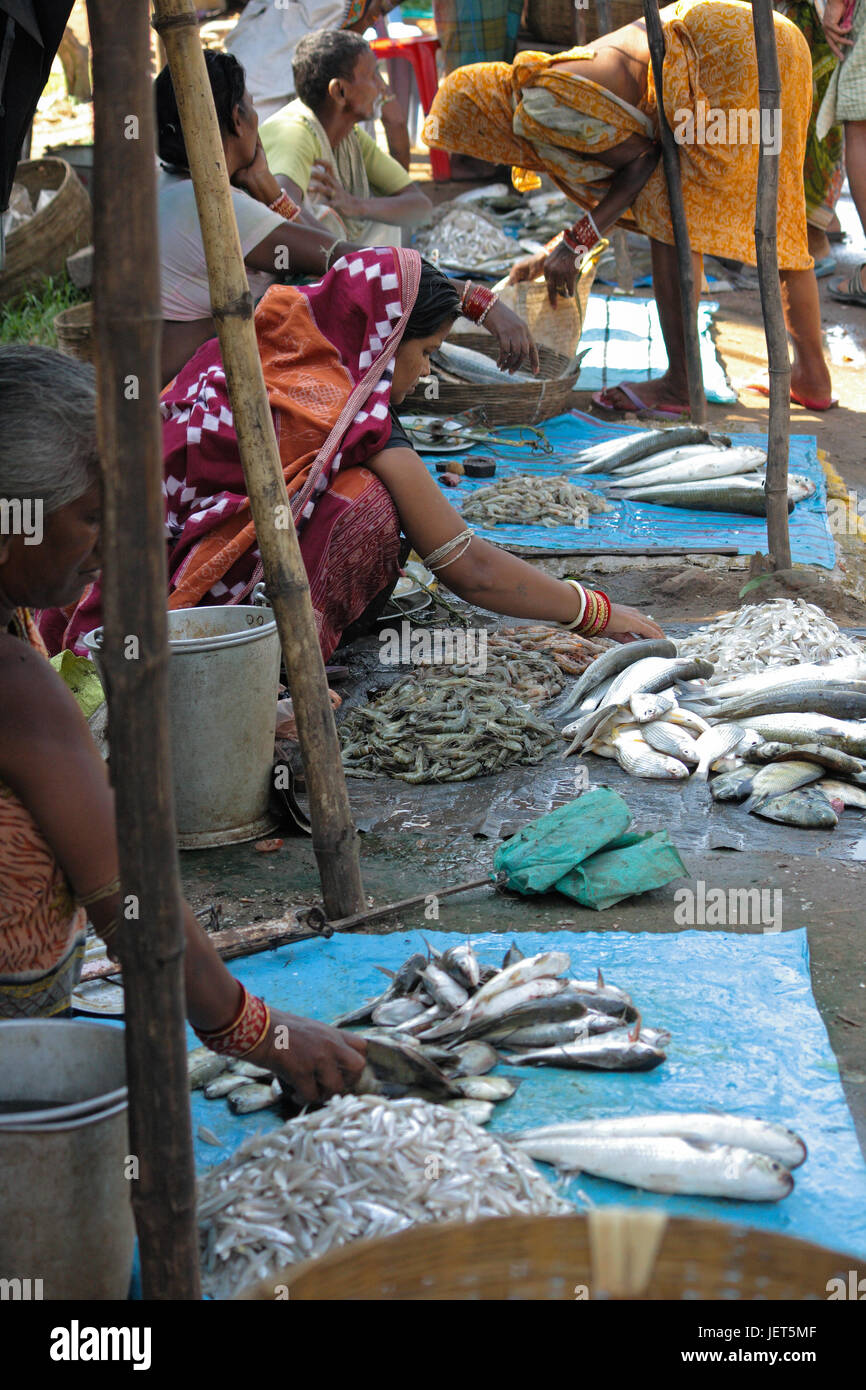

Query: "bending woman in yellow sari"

xmin=425 ymin=0 xmax=834 ymax=416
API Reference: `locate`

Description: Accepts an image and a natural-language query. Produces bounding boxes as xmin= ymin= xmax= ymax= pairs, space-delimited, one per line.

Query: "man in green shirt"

xmin=260 ymin=29 xmax=431 ymax=248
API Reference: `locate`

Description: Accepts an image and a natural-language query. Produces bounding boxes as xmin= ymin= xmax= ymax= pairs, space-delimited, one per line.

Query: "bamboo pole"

xmin=87 ymin=0 xmax=200 ymax=1299
xmin=751 ymin=0 xmax=791 ymax=570
xmin=151 ymin=0 xmax=365 ymax=918
xmin=642 ymin=0 xmax=706 ymax=422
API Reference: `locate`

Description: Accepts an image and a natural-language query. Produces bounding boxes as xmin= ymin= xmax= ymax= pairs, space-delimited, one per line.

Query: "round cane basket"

xmin=0 ymin=158 xmax=92 ymax=304
xmin=235 ymin=1211 xmax=862 ymax=1301
xmin=54 ymin=301 xmax=94 ymax=363
xmin=405 ymin=249 xmax=599 ymax=427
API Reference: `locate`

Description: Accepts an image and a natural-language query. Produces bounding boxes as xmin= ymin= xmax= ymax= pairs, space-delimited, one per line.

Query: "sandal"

xmin=828 ymin=267 xmax=866 ymax=306
xmin=591 ymin=384 xmax=690 ymax=420
xmin=745 ymin=380 xmax=838 ymax=412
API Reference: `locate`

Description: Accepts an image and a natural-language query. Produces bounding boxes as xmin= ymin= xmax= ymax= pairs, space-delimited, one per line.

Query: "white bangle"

xmin=562 ymin=578 xmax=587 ymax=631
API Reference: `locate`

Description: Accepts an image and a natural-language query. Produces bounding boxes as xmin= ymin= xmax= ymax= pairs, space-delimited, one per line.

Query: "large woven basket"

xmin=236 ymin=1210 xmax=862 ymax=1301
xmin=54 ymin=301 xmax=93 ymax=363
xmin=525 ymin=0 xmax=645 ymax=47
xmin=405 ymin=249 xmax=599 ymax=427
xmin=0 ymin=158 xmax=92 ymax=304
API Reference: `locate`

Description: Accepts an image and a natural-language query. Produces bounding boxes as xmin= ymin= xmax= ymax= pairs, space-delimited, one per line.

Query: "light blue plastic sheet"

xmin=422 ymin=411 xmax=834 ymax=567
xmin=576 ymin=295 xmax=737 ymax=403
xmin=190 ymin=927 xmax=866 ymax=1259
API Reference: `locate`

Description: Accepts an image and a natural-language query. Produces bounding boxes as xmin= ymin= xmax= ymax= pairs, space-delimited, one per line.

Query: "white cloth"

xmin=157 ymin=170 xmax=283 ymax=321
xmin=224 ymin=0 xmax=349 ymax=121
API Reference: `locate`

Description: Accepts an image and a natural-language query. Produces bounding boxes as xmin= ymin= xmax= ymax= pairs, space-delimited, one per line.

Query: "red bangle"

xmin=562 ymin=211 xmax=600 ymax=255
xmin=194 ymin=983 xmax=271 ymax=1058
xmin=269 ymin=190 xmax=300 ymax=222
xmin=580 ymin=588 xmax=611 ymax=636
xmin=461 ymin=280 xmax=498 ymax=325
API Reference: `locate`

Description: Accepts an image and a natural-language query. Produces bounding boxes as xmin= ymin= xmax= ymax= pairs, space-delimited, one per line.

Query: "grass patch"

xmin=0 ymin=274 xmax=89 ymax=349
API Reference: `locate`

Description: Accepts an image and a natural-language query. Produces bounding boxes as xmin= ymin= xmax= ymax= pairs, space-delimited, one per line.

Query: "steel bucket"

xmin=83 ymin=603 xmax=281 ymax=848
xmin=0 ymin=1021 xmax=136 ymax=1300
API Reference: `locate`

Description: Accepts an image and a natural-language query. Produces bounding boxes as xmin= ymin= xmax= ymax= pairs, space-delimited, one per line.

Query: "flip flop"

xmin=745 ymin=381 xmax=838 ymax=412
xmin=828 ymin=267 xmax=866 ymax=306
xmin=591 ymin=384 xmax=690 ymax=420
xmin=813 ymin=255 xmax=837 ymax=279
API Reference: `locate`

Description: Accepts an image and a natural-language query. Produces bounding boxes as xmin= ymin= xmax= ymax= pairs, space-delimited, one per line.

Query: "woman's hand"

xmin=543 ymin=240 xmax=586 ymax=308
xmin=604 ymin=601 xmax=666 ymax=643
xmin=822 ymin=0 xmax=855 ymax=59
xmin=248 ymin=1008 xmax=367 ymax=1105
xmin=483 ymin=299 xmax=540 ymax=374
xmin=232 ymin=137 xmax=281 ymax=206
xmin=308 ymin=160 xmax=361 ymax=218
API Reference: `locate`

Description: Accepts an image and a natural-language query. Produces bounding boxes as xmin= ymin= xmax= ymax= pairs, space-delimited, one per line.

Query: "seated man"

xmin=259 ymin=29 xmax=431 ymax=247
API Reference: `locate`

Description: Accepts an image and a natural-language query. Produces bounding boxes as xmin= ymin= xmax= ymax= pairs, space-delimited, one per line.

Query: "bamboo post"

xmin=151 ymin=0 xmax=365 ymax=918
xmin=751 ymin=0 xmax=791 ymax=570
xmin=87 ymin=0 xmax=200 ymax=1299
xmin=642 ymin=0 xmax=706 ymax=422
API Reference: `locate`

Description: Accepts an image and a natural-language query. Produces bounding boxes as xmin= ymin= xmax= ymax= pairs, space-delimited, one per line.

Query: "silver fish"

xmin=607 ymin=442 xmax=739 ymax=479
xmin=203 ymin=1074 xmax=250 ymax=1099
xmin=433 ymin=341 xmax=536 ymax=384
xmin=454 ymin=1074 xmax=521 ymax=1101
xmin=604 ymin=657 xmax=714 ymax=708
xmin=698 ymin=657 xmax=866 ymax=703
xmin=361 ymin=1035 xmax=459 ymax=1101
xmin=496 ymin=1013 xmax=624 ymax=1047
xmin=740 ymin=714 xmax=866 ymax=757
xmin=393 ymin=1002 xmax=444 ymax=1035
xmin=465 ymin=988 xmax=592 ymax=1042
xmin=706 ymin=684 xmax=866 ymax=722
xmin=753 ymin=787 xmax=838 ymax=828
xmin=332 ymin=951 xmax=428 ymax=1026
xmin=570 ymin=425 xmax=715 ymax=474
xmin=422 ymin=976 xmax=569 ymax=1042
xmin=188 ymin=1047 xmax=228 ymax=1091
xmin=641 ymin=719 xmax=700 ymax=764
xmin=629 ymin=690 xmax=678 ymax=723
xmin=667 ymin=705 xmax=711 ymax=735
xmin=814 ymin=778 xmax=866 ymax=809
xmin=445 ymin=1041 xmax=500 ymax=1077
xmin=228 ymin=1081 xmax=283 ymax=1114
xmin=420 ymin=963 xmax=470 ymax=1012
xmin=710 ymin=764 xmax=761 ymax=802
xmin=228 ymin=1060 xmax=275 ymax=1080
xmin=467 ymin=950 xmax=572 ymax=1009
xmin=513 ymin=1113 xmax=806 ymax=1168
xmin=610 ymin=726 xmax=690 ymax=780
xmin=510 ymin=1034 xmax=666 ymax=1071
xmin=444 ymin=1099 xmax=495 ymax=1125
xmin=441 ymin=942 xmax=481 ymax=990
xmin=693 ymin=722 xmax=746 ymax=781
xmin=616 ymin=477 xmax=788 ymax=516
xmin=548 ymin=639 xmax=678 ymax=719
xmin=747 ymin=741 xmax=866 ymax=779
xmin=513 ymin=1134 xmax=793 ymax=1200
xmin=609 ymin=446 xmax=766 ymax=490
xmin=372 ymin=997 xmax=429 ymax=1027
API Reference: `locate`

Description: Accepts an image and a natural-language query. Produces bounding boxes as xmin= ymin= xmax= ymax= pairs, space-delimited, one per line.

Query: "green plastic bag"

xmin=49 ymin=650 xmax=104 ymax=720
xmin=492 ymin=787 xmax=632 ymax=894
xmin=555 ymin=830 xmax=687 ymax=911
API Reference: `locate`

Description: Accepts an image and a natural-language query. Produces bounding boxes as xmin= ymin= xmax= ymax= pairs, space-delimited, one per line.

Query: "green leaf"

xmin=738 ymin=574 xmax=774 ymax=598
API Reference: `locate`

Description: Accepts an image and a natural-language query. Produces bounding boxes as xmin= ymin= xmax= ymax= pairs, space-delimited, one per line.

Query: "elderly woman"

xmin=425 ymin=0 xmax=835 ymax=417
xmin=0 ymin=346 xmax=365 ymax=1102
xmin=50 ymin=251 xmax=664 ymax=659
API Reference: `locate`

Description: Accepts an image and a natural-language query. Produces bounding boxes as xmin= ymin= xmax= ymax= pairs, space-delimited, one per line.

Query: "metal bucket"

xmin=83 ymin=603 xmax=281 ymax=848
xmin=0 ymin=1021 xmax=136 ymax=1300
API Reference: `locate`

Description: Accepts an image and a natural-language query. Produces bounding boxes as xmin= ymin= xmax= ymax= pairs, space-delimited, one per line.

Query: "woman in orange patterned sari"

xmin=425 ymin=0 xmax=834 ymax=416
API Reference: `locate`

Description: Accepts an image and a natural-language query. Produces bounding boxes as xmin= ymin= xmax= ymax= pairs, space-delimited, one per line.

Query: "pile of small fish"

xmin=512 ymin=1112 xmax=806 ymax=1202
xmin=461 ymin=475 xmax=611 ymax=529
xmin=572 ymin=426 xmax=814 ymax=515
xmin=552 ymin=621 xmax=866 ymax=826
xmin=416 ymin=637 xmax=565 ymax=708
xmin=676 ymin=599 xmax=864 ymax=678
xmin=339 ymin=674 xmax=558 ymax=783
xmin=198 ymin=1095 xmax=570 ymax=1298
xmin=412 ymin=205 xmax=515 ymax=275
xmin=338 ymin=941 xmax=670 ymax=1086
xmin=189 ymin=1050 xmax=283 ymax=1115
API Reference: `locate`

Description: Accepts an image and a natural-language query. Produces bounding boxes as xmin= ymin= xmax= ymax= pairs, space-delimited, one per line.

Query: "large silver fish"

xmin=547 ymin=638 xmax=677 ymax=721
xmin=614 ymin=476 xmax=788 ymax=516
xmin=607 ymin=443 xmax=739 ymax=479
xmin=641 ymin=720 xmax=700 ymax=764
xmin=513 ymin=1134 xmax=794 ymax=1200
xmin=433 ymin=341 xmax=536 ymax=384
xmin=739 ymin=714 xmax=866 ymax=756
xmin=608 ymin=446 xmax=766 ymax=490
xmin=748 ymin=741 xmax=866 ymax=778
xmin=570 ymin=425 xmax=715 ymax=474
xmin=515 ymin=1113 xmax=806 ymax=1168
xmin=509 ymin=1031 xmax=666 ymax=1071
xmin=610 ymin=726 xmax=690 ymax=780
xmin=692 ymin=723 xmax=746 ymax=781
xmin=814 ymin=778 xmax=866 ymax=810
xmin=697 ymin=657 xmax=866 ymax=704
xmin=752 ymin=787 xmax=838 ymax=828
xmin=708 ymin=683 xmax=866 ymax=722
xmin=603 ymin=656 xmax=714 ymax=707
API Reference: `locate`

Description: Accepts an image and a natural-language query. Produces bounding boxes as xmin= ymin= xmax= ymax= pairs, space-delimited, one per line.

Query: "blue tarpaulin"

xmin=423 ymin=412 xmax=834 ymax=567
xmin=189 ymin=927 xmax=866 ymax=1259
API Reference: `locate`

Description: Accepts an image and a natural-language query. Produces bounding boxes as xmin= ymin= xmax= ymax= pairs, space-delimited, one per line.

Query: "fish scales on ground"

xmin=198 ymin=1096 xmax=571 ymax=1298
xmin=460 ymin=475 xmax=611 ymax=530
xmin=512 ymin=1133 xmax=794 ymax=1201
xmin=339 ymin=674 xmax=558 ymax=783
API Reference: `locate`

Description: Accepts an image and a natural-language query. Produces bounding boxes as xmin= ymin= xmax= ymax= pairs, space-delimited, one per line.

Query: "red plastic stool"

xmin=370 ymin=34 xmax=452 ymax=182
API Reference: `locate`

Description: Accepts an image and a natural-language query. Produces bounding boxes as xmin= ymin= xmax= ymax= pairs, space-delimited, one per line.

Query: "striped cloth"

xmin=432 ymin=0 xmax=524 ymax=71
xmin=817 ymin=0 xmax=866 ymax=131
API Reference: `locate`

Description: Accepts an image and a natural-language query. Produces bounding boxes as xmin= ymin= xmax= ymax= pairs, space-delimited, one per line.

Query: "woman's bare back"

xmin=550 ymin=20 xmax=651 ymax=108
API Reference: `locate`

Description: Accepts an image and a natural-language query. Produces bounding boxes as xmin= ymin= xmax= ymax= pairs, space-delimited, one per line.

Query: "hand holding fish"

xmin=246 ymin=1009 xmax=367 ymax=1105
xmin=603 ymin=602 xmax=666 ymax=643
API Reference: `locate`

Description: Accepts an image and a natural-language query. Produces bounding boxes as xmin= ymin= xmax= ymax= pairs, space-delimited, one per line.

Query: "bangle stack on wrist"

xmin=561 ymin=211 xmax=601 ymax=269
xmin=562 ymin=577 xmax=612 ymax=636
xmin=194 ymin=983 xmax=271 ymax=1058
xmin=268 ymin=190 xmax=300 ymax=222
xmin=460 ymin=280 xmax=498 ymax=326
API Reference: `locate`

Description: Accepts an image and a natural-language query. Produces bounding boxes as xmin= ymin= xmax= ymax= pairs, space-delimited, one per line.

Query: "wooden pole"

xmin=87 ymin=0 xmax=200 ymax=1299
xmin=642 ymin=0 xmax=706 ymax=423
xmin=151 ymin=0 xmax=366 ymax=919
xmin=751 ymin=0 xmax=791 ymax=570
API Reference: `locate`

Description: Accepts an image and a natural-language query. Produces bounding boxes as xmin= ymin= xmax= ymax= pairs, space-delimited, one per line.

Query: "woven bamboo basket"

xmin=54 ymin=301 xmax=94 ymax=363
xmin=236 ymin=1210 xmax=861 ymax=1301
xmin=525 ymin=0 xmax=645 ymax=48
xmin=0 ymin=159 xmax=92 ymax=304
xmin=405 ymin=249 xmax=599 ymax=427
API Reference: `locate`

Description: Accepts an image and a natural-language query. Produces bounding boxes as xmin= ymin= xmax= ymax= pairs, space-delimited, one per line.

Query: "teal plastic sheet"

xmin=577 ymin=295 xmax=736 ymax=403
xmin=421 ymin=412 xmax=834 ymax=566
xmin=189 ymin=927 xmax=866 ymax=1259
